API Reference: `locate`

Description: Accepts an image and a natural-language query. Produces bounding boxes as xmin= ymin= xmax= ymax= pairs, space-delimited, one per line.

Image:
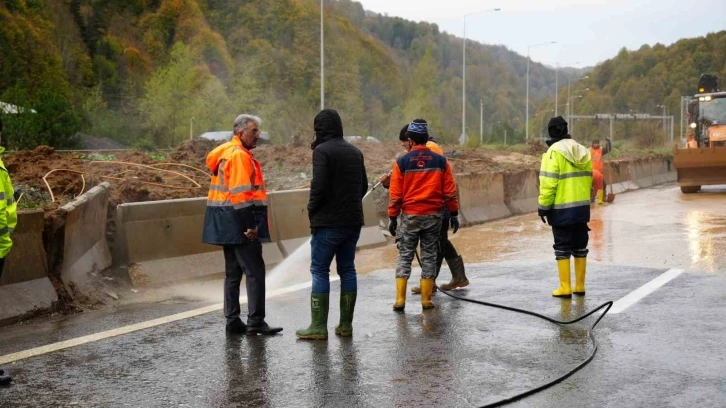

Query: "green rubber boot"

xmin=335 ymin=292 xmax=357 ymax=337
xmin=296 ymin=293 xmax=329 ymax=340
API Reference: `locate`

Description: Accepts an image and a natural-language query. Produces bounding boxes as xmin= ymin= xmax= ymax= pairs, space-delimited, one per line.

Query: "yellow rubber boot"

xmin=597 ymin=189 xmax=604 ymax=204
xmin=552 ymin=258 xmax=572 ymax=298
xmin=573 ymin=257 xmax=586 ymax=296
xmin=420 ymin=279 xmax=435 ymax=309
xmin=392 ymin=278 xmax=407 ymax=311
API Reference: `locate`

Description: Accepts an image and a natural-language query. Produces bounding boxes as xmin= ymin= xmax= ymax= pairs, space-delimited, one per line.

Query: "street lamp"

xmin=480 ymin=99 xmax=484 ymax=143
xmin=567 ymin=75 xmax=589 ymax=122
xmin=553 ymin=61 xmax=580 ymax=116
xmin=657 ymin=104 xmax=668 ymax=138
xmin=570 ymin=95 xmax=583 ymax=133
xmin=189 ymin=117 xmax=195 ymax=141
xmin=462 ymin=8 xmax=501 ymax=145
xmin=538 ymin=109 xmax=554 ymax=139
xmin=526 ymin=41 xmax=557 ymax=142
xmin=320 ymin=0 xmax=324 ymax=110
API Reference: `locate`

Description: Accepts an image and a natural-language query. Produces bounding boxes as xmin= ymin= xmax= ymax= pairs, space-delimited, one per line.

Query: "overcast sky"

xmin=355 ymin=0 xmax=726 ymax=68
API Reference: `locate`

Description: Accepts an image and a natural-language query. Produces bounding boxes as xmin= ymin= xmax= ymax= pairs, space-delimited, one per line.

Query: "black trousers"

xmin=223 ymin=241 xmax=266 ymax=325
xmin=435 ymin=214 xmax=459 ymax=276
xmin=552 ymin=223 xmax=590 ymax=260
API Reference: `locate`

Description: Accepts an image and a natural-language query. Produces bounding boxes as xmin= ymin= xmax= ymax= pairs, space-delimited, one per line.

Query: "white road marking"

xmin=0 ymin=277 xmax=339 ymax=365
xmin=610 ymin=268 xmax=685 ymax=314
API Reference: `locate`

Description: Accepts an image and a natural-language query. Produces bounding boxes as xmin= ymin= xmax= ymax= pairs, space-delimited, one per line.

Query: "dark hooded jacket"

xmin=308 ymin=109 xmax=368 ymax=228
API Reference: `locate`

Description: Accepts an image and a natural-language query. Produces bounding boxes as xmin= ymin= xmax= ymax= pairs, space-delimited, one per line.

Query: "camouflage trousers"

xmin=395 ymin=213 xmax=443 ymax=279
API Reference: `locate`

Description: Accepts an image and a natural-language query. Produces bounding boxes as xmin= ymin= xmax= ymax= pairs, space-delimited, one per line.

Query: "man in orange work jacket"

xmin=202 ymin=114 xmax=282 ymax=336
xmin=589 ymin=137 xmax=611 ymax=199
xmin=388 ymin=119 xmax=459 ymax=311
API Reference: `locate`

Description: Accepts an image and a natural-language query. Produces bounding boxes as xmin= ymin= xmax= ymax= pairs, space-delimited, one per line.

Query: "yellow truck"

xmin=673 ymin=74 xmax=726 ymax=193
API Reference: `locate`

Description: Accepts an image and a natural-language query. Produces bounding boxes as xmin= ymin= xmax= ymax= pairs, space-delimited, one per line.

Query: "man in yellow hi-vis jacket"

xmin=0 ymin=116 xmax=17 ymax=385
xmin=538 ymin=117 xmax=592 ymax=298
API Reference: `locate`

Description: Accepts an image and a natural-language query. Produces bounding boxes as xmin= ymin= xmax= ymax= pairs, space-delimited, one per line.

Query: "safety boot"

xmin=392 ymin=278 xmax=407 ymax=311
xmin=552 ymin=258 xmax=572 ymax=298
xmin=335 ymin=292 xmax=357 ymax=337
xmin=411 ymin=283 xmax=436 ymax=294
xmin=439 ymin=256 xmax=469 ymax=290
xmin=0 ymin=367 xmax=11 ymax=386
xmin=296 ymin=293 xmax=329 ymax=340
xmin=573 ymin=257 xmax=587 ymax=296
xmin=420 ymin=278 xmax=435 ymax=309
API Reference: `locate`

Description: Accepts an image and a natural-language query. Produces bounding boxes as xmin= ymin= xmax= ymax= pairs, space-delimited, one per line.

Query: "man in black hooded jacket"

xmin=296 ymin=109 xmax=368 ymax=340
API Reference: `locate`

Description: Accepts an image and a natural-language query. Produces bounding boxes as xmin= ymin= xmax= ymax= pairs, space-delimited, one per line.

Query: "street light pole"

xmin=555 ymin=66 xmax=558 ymax=116
xmin=526 ymin=41 xmax=557 ymax=142
xmin=480 ymin=99 xmax=484 ymax=144
xmin=567 ymin=75 xmax=589 ymax=122
xmin=462 ymin=8 xmax=501 ymax=145
xmin=320 ymin=0 xmax=324 ymax=111
xmin=657 ymin=104 xmax=667 ymax=139
xmin=190 ymin=117 xmax=195 ymax=141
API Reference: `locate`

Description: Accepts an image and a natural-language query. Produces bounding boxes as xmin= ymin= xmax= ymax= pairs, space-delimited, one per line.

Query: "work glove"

xmin=450 ymin=216 xmax=460 ymax=234
xmin=538 ymin=208 xmax=550 ymax=225
xmin=388 ymin=217 xmax=398 ymax=237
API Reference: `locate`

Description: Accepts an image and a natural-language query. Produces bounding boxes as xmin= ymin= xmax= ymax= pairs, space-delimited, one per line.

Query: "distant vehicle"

xmin=344 ymin=136 xmax=381 ymax=143
xmin=199 ymin=131 xmax=233 ymax=141
xmin=673 ymin=74 xmax=726 ymax=193
xmin=199 ymin=130 xmax=271 ymax=144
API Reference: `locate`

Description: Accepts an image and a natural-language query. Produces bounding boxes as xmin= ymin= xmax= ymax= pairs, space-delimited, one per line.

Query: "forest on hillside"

xmin=1 ymin=0 xmax=721 ymax=151
xmin=0 ymin=0 xmax=582 ymax=149
xmin=533 ymin=31 xmax=726 ymax=146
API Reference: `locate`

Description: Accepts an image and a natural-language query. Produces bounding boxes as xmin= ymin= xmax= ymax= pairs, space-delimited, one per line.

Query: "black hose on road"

xmin=415 ymin=250 xmax=613 ymax=408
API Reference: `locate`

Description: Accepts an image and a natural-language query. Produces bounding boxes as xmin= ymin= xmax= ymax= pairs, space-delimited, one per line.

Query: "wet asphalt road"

xmin=1 ymin=184 xmax=726 ymax=407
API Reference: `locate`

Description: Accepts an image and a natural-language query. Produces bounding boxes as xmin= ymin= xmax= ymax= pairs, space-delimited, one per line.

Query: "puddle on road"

xmin=357 ymin=186 xmax=726 ymax=274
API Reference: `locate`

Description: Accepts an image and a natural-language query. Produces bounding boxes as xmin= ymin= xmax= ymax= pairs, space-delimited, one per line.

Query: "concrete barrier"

xmin=115 ymin=197 xmax=284 ymax=286
xmin=0 ymin=209 xmax=57 ymax=325
xmin=607 ymin=157 xmax=675 ymax=194
xmin=115 ymin=187 xmax=385 ymax=286
xmin=504 ymin=170 xmax=540 ymax=215
xmin=58 ymin=183 xmax=113 ymax=290
xmin=457 ymin=172 xmax=511 ymax=226
xmin=268 ymin=188 xmax=386 ymax=255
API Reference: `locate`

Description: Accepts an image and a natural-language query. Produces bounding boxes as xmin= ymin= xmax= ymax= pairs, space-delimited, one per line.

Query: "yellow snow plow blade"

xmin=673 ymin=146 xmax=726 ymax=193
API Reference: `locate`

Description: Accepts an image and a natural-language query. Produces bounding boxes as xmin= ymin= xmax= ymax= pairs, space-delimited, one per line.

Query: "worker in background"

xmin=686 ymin=132 xmax=698 ymax=149
xmin=388 ymin=119 xmax=459 ymax=311
xmin=202 ymin=114 xmax=282 ymax=336
xmin=590 ymin=137 xmax=611 ymax=193
xmin=379 ymin=126 xmax=469 ymax=294
xmin=0 ymin=116 xmax=17 ymax=386
xmin=539 ymin=117 xmax=593 ymax=298
xmin=296 ymin=109 xmax=368 ymax=340
xmin=592 ymin=169 xmax=604 ymax=204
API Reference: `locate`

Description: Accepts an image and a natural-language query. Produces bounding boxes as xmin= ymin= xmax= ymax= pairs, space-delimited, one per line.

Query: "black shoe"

xmin=225 ymin=319 xmax=247 ymax=334
xmin=246 ymin=321 xmax=283 ymax=335
xmin=0 ymin=373 xmax=11 ymax=386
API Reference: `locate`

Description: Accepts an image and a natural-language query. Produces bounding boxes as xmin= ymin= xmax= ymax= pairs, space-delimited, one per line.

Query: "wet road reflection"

xmin=357 ymin=184 xmax=726 ymax=274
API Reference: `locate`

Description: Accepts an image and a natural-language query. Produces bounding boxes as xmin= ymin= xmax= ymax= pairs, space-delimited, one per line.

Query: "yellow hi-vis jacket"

xmin=538 ymin=139 xmax=593 ymax=226
xmin=0 ymin=147 xmax=17 ymax=258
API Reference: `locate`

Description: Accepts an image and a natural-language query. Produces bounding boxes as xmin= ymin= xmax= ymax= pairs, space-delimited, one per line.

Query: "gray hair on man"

xmin=233 ymin=114 xmax=262 ymax=133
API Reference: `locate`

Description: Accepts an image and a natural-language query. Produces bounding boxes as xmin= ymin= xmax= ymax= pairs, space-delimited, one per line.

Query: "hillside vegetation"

xmin=536 ymin=31 xmax=726 ymax=146
xmin=0 ymin=0 xmax=581 ymax=149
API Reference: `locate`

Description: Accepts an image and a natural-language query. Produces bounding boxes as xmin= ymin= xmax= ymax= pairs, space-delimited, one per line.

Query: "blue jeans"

xmin=310 ymin=226 xmax=362 ymax=294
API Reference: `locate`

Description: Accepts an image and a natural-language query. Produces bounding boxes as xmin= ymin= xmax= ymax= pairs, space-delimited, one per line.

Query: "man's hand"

xmin=538 ymin=209 xmax=550 ymax=225
xmin=450 ymin=216 xmax=460 ymax=234
xmin=244 ymin=227 xmax=258 ymax=240
xmin=379 ymin=173 xmax=391 ymax=189
xmin=388 ymin=217 xmax=398 ymax=237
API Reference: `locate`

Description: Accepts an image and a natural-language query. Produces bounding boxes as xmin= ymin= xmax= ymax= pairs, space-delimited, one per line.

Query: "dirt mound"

xmin=169 ymin=139 xmax=222 ymax=164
